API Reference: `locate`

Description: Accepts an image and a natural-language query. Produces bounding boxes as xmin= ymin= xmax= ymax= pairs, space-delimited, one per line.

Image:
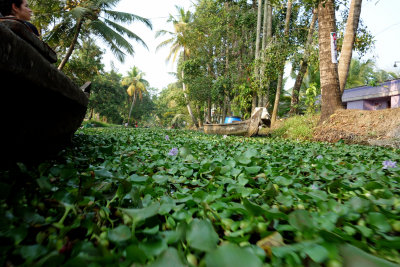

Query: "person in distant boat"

xmin=0 ymin=0 xmax=40 ymax=36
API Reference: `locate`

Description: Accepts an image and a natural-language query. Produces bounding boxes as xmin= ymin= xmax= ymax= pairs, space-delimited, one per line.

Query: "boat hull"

xmin=204 ymin=109 xmax=263 ymax=137
xmin=204 ymin=121 xmax=250 ymax=136
xmin=0 ymin=22 xmax=88 ymax=159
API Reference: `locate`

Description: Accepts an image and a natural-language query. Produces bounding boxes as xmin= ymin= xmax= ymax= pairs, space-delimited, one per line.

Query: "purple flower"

xmin=382 ymin=160 xmax=397 ymax=169
xmin=165 ymin=135 xmax=170 ymax=141
xmin=310 ymin=184 xmax=319 ymax=190
xmin=223 ymin=135 xmax=228 ymax=139
xmin=168 ymin=148 xmax=178 ymax=156
xmin=316 ymin=155 xmax=323 ymax=160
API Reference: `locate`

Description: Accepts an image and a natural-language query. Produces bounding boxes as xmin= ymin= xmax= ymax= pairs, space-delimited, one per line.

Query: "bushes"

xmin=268 ymin=114 xmax=319 ymax=140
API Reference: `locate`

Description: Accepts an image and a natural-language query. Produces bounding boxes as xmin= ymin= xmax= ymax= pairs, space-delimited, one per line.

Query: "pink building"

xmin=342 ymin=79 xmax=400 ymax=110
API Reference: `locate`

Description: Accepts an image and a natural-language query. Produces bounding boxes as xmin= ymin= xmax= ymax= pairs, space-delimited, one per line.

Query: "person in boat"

xmin=0 ymin=0 xmax=40 ymax=36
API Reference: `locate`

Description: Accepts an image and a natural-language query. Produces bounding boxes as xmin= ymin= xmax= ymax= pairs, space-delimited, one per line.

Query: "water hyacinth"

xmin=168 ymin=148 xmax=178 ymax=156
xmin=223 ymin=135 xmax=228 ymax=139
xmin=165 ymin=135 xmax=170 ymax=141
xmin=382 ymin=160 xmax=397 ymax=169
xmin=316 ymin=155 xmax=323 ymax=160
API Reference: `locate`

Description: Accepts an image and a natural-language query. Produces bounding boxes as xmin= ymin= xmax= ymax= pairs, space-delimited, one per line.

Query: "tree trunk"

xmin=338 ymin=0 xmax=363 ymax=93
xmin=58 ymin=19 xmax=83 ymax=71
xmin=271 ymin=0 xmax=292 ymax=125
xmin=183 ymin=80 xmax=199 ymax=129
xmin=196 ymin=104 xmax=203 ymax=127
xmin=127 ymin=94 xmax=136 ymax=126
xmin=289 ymin=9 xmax=318 ymax=115
xmin=252 ymin=0 xmax=263 ymax=111
xmin=318 ymin=0 xmax=343 ymax=123
xmin=182 ymin=52 xmax=199 ymax=129
xmin=89 ymin=107 xmax=94 ymax=120
xmin=207 ymin=98 xmax=211 ymax=123
xmin=258 ymin=0 xmax=269 ymax=107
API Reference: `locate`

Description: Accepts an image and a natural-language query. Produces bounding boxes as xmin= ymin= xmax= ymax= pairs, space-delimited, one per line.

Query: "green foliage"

xmin=345 ymin=59 xmax=399 ymax=89
xmin=122 ymin=66 xmax=149 ymax=125
xmin=62 ymin=38 xmax=105 ymax=85
xmin=89 ymin=70 xmax=126 ymax=124
xmin=1 ymin=128 xmax=400 ymax=266
xmin=269 ymin=114 xmax=319 ymax=140
xmin=82 ymin=120 xmax=119 ymax=128
xmin=304 ymin=83 xmax=320 ymax=114
xmin=32 ymin=0 xmax=152 ymax=64
xmin=154 ymin=83 xmax=188 ymax=127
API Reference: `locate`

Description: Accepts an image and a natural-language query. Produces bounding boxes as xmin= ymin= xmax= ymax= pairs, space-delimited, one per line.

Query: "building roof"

xmin=342 ymin=78 xmax=400 ymax=102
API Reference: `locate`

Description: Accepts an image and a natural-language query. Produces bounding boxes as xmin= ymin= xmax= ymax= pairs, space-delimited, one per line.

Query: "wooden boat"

xmin=204 ymin=108 xmax=266 ymax=137
xmin=0 ymin=18 xmax=90 ymax=159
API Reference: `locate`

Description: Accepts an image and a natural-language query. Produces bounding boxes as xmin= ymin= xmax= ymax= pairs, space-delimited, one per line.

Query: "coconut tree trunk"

xmin=182 ymin=79 xmax=198 ymax=129
xmin=318 ymin=0 xmax=343 ymax=123
xmin=182 ymin=52 xmax=199 ymax=129
xmin=207 ymin=98 xmax=212 ymax=123
xmin=252 ymin=0 xmax=263 ymax=111
xmin=89 ymin=107 xmax=94 ymax=120
xmin=289 ymin=9 xmax=318 ymax=115
xmin=196 ymin=104 xmax=203 ymax=127
xmin=58 ymin=19 xmax=83 ymax=70
xmin=127 ymin=94 xmax=136 ymax=126
xmin=258 ymin=0 xmax=270 ymax=107
xmin=338 ymin=0 xmax=363 ymax=93
xmin=271 ymin=0 xmax=293 ymax=125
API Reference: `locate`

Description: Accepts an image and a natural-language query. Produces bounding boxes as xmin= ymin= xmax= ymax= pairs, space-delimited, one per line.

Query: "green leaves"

xmin=108 ymin=225 xmax=132 ymax=243
xmin=120 ymin=203 xmax=160 ymax=225
xmin=288 ymin=210 xmax=314 ymax=231
xmin=2 ymin=128 xmax=400 ymax=266
xmin=204 ymin=243 xmax=263 ymax=267
xmin=367 ymin=212 xmax=391 ymax=232
xmin=186 ymin=219 xmax=219 ymax=252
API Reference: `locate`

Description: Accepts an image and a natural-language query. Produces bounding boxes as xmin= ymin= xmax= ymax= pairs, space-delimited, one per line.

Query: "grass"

xmin=265 ymin=114 xmax=319 ymax=141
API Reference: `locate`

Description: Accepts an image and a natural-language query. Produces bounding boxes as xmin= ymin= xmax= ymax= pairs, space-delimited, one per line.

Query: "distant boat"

xmin=204 ymin=108 xmax=269 ymax=137
xmin=0 ymin=18 xmax=90 ymax=159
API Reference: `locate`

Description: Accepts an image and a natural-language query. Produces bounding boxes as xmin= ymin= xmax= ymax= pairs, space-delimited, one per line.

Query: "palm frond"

xmin=103 ymin=18 xmax=148 ymax=49
xmin=93 ymin=0 xmax=119 ymax=9
xmin=89 ymin=20 xmax=134 ymax=58
xmin=44 ymin=17 xmax=75 ymax=45
xmin=155 ymin=29 xmax=173 ymax=38
xmin=103 ymin=10 xmax=152 ymax=29
xmin=69 ymin=6 xmax=91 ymax=20
xmin=89 ymin=21 xmax=128 ymax=61
xmin=155 ymin=37 xmax=176 ymax=52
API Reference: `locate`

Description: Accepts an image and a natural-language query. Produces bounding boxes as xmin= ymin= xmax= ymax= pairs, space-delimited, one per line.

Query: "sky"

xmin=101 ymin=0 xmax=194 ymax=91
xmin=102 ymin=0 xmax=400 ymax=92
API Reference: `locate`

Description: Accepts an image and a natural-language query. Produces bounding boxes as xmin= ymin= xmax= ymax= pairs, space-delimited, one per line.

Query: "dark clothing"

xmin=24 ymin=21 xmax=39 ymax=36
xmin=0 ymin=16 xmax=39 ymax=36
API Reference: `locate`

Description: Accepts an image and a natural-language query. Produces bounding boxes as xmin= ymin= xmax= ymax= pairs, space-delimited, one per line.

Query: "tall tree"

xmin=89 ymin=70 xmax=126 ymax=123
xmin=289 ymin=8 xmax=318 ymax=115
xmin=271 ymin=0 xmax=293 ymax=125
xmin=252 ymin=0 xmax=263 ymax=111
xmin=62 ymin=37 xmax=104 ymax=85
xmin=318 ymin=0 xmax=343 ymax=122
xmin=156 ymin=6 xmax=199 ymax=129
xmin=258 ymin=0 xmax=273 ymax=107
xmin=338 ymin=0 xmax=363 ymax=93
xmin=47 ymin=0 xmax=152 ymax=70
xmin=122 ymin=66 xmax=149 ymax=126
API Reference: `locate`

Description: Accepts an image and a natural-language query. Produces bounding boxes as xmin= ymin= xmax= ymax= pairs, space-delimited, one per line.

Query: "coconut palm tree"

xmin=122 ymin=66 xmax=149 ymax=126
xmin=318 ymin=0 xmax=343 ymax=122
xmin=46 ymin=0 xmax=152 ymax=70
xmin=155 ymin=6 xmax=199 ymax=129
xmin=338 ymin=0 xmax=363 ymax=93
